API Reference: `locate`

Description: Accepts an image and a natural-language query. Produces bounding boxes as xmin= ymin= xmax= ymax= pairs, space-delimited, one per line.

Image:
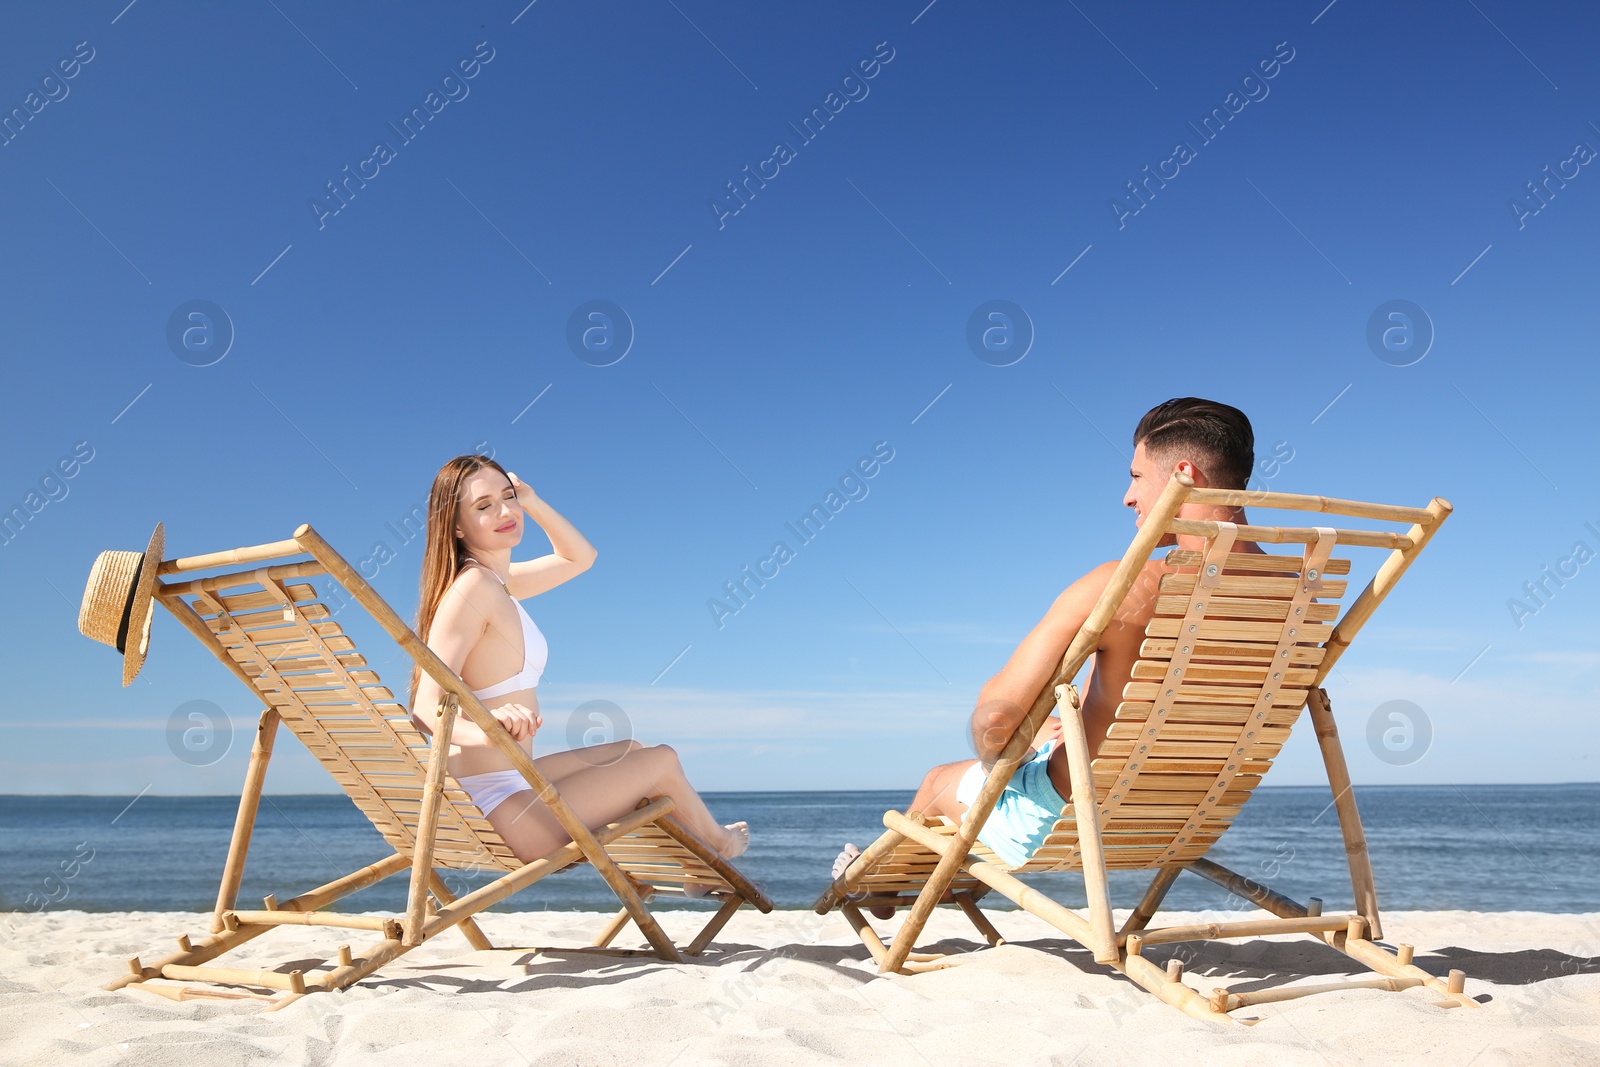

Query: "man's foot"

xmin=720 ymin=821 xmax=750 ymax=860
xmin=831 ymin=842 xmax=862 ymax=880
xmin=833 ymin=843 xmax=895 ymax=921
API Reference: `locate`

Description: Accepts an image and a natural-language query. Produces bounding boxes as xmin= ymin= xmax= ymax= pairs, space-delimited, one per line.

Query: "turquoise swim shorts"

xmin=955 ymin=741 xmax=1068 ymax=867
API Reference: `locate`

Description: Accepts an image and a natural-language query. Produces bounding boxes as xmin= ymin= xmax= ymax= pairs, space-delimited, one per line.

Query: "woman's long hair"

xmin=408 ymin=453 xmax=512 ymax=712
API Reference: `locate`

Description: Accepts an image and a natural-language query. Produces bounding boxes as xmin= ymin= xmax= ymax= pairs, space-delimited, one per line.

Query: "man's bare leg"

xmin=909 ymin=759 xmax=976 ymax=821
xmin=835 ymin=759 xmax=977 ymax=920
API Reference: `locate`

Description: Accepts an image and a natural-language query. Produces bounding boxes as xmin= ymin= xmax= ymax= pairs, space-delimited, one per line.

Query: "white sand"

xmin=5 ymin=907 xmax=1599 ymax=1066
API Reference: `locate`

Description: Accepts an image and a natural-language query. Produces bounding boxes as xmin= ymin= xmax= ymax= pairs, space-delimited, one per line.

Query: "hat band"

xmin=114 ymin=558 xmax=144 ymax=654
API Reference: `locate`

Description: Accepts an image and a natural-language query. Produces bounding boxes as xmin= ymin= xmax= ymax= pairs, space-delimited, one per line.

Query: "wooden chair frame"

xmin=105 ymin=524 xmax=771 ymax=1008
xmin=815 ymin=471 xmax=1476 ymax=1021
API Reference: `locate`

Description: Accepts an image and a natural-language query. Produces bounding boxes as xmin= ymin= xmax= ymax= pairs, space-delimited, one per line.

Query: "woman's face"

xmin=454 ymin=468 xmax=522 ymax=553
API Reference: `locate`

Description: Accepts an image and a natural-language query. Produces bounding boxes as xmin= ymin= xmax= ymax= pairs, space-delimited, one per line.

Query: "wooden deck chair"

xmin=104 ymin=524 xmax=771 ymax=1008
xmin=815 ymin=471 xmax=1477 ymax=1021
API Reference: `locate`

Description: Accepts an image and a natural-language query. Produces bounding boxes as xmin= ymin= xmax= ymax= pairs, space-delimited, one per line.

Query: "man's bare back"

xmin=1038 ymin=549 xmax=1264 ymax=801
xmin=1041 ymin=557 xmax=1173 ymax=800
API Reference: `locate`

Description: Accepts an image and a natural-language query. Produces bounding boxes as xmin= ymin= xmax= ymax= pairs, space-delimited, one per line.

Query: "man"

xmin=834 ymin=398 xmax=1262 ymax=910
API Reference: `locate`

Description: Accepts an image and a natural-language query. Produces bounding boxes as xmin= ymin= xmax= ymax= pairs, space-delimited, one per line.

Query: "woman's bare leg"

xmin=486 ymin=743 xmax=737 ymax=864
xmin=531 ymin=739 xmax=644 ymax=784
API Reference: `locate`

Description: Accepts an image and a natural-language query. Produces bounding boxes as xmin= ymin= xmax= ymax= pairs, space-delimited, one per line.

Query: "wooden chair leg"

xmin=1185 ymin=858 xmax=1477 ymax=1010
xmin=1114 ymin=939 xmax=1234 ymax=1022
xmin=1307 ymin=687 xmax=1382 ymax=940
xmin=591 ymin=907 xmax=633 ymax=949
xmin=212 ymin=708 xmax=279 ymax=933
xmin=685 ymin=897 xmax=744 ymax=956
xmin=403 ymin=695 xmax=456 ymax=946
xmin=954 ymin=892 xmax=1004 ymax=946
xmin=1121 ymin=865 xmax=1183 ymax=937
xmin=879 ymin=837 xmax=964 ymax=972
xmin=111 ymin=853 xmax=412 ymax=993
xmin=427 ymin=871 xmax=492 ymax=951
xmin=841 ymin=903 xmax=891 ymax=967
xmin=1059 ymin=683 xmax=1117 ymax=963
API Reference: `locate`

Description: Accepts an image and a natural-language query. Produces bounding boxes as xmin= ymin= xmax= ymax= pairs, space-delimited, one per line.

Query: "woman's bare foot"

xmin=720 ymin=821 xmax=749 ymax=859
xmin=682 ymin=823 xmax=748 ymax=897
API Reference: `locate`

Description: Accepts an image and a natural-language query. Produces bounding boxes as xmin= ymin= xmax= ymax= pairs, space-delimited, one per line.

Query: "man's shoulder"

xmin=1044 ymin=560 xmax=1125 ymax=618
xmin=1062 ymin=558 xmax=1172 ymax=619
xmin=1074 ymin=559 xmax=1126 ymax=596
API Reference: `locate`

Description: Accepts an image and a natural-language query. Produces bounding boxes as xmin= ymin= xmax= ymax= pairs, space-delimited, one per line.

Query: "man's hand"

xmin=1031 ymin=714 xmax=1063 ymax=751
xmin=490 ymin=703 xmax=542 ymax=742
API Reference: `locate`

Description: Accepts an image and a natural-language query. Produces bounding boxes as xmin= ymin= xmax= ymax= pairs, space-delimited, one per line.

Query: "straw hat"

xmin=78 ymin=521 xmax=165 ymax=686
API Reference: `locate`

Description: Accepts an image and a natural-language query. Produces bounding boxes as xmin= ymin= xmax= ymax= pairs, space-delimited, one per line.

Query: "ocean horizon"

xmin=4 ymin=784 xmax=1597 ymax=916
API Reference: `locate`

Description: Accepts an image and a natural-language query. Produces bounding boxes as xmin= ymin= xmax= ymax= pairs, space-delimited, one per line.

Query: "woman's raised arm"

xmin=505 ymin=472 xmax=597 ymax=599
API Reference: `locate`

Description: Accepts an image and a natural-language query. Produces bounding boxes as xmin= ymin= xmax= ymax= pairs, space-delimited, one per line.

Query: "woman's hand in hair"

xmin=507 ymin=471 xmax=539 ymax=512
xmin=489 ymin=702 xmax=542 ymax=742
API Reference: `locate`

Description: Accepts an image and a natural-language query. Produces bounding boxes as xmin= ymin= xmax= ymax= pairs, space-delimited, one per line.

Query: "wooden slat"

xmin=1171 ymin=518 xmax=1405 ymax=547
xmin=1094 ymin=772 xmax=1263 ymax=790
xmin=1108 ymin=721 xmax=1293 ymax=743
xmin=1121 ymin=682 xmax=1308 ymax=706
xmin=265 ymin=670 xmax=383 ymax=690
xmin=1182 ymin=488 xmax=1436 ymax=524
xmin=1128 ymin=662 xmax=1318 ymax=685
xmin=1158 ymin=573 xmax=1348 ymax=598
xmin=1164 ymin=551 xmax=1351 ymax=575
xmin=1099 ymin=803 xmax=1245 ymax=821
xmin=239 ymin=650 xmax=365 ymax=673
xmin=1144 ymin=617 xmax=1333 ymax=643
xmin=1024 ymin=840 xmax=1223 ymax=858
xmin=213 ymin=583 xmax=319 ymax=612
xmin=1107 ymin=788 xmax=1254 ymax=807
xmin=220 ymin=603 xmax=333 ymax=627
xmin=1137 ymin=638 xmax=1325 ymax=666
xmin=1093 ymin=756 xmax=1272 ymax=775
xmin=1030 ymin=831 xmax=1224 ymax=850
xmin=230 ymin=636 xmax=357 ymax=660
xmin=1152 ymin=595 xmax=1340 ymax=622
xmin=217 ymin=620 xmax=346 ymax=644
xmin=1098 ymin=739 xmax=1285 ymax=760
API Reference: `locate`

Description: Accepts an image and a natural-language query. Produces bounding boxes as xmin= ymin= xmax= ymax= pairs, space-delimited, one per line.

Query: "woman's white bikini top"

xmin=459 ymin=557 xmax=548 ymax=699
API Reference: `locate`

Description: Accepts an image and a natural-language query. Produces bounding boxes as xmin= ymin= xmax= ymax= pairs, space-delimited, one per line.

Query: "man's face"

xmin=1124 ymin=440 xmax=1180 ymax=528
xmin=1126 ymin=441 xmax=1164 ymax=527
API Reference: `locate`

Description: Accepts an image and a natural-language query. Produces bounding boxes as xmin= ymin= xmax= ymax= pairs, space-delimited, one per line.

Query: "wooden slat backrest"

xmin=1013 ymin=522 xmax=1361 ymax=874
xmin=176 ymin=568 xmax=520 ymax=874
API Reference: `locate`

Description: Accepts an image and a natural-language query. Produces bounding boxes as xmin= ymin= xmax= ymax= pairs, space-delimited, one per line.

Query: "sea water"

xmin=2 ymin=785 xmax=1596 ymax=917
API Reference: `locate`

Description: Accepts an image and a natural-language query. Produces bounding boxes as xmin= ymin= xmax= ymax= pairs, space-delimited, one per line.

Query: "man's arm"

xmin=969 ymin=561 xmax=1117 ymax=764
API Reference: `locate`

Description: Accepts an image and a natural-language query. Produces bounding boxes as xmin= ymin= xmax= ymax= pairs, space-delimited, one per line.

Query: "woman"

xmin=407 ymin=454 xmax=748 ymax=865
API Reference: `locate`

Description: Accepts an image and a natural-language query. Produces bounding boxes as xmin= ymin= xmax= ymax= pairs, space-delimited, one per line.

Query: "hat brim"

xmin=120 ymin=522 xmax=165 ymax=687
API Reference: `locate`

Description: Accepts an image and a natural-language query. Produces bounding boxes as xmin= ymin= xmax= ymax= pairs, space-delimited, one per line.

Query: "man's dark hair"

xmin=1132 ymin=398 xmax=1254 ymax=490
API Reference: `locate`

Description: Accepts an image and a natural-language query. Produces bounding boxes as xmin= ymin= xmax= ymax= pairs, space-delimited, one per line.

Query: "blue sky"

xmin=2 ymin=0 xmax=1595 ymax=795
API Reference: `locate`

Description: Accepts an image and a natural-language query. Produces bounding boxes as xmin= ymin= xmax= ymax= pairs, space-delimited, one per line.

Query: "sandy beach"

xmin=6 ymin=906 xmax=1598 ymax=1066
